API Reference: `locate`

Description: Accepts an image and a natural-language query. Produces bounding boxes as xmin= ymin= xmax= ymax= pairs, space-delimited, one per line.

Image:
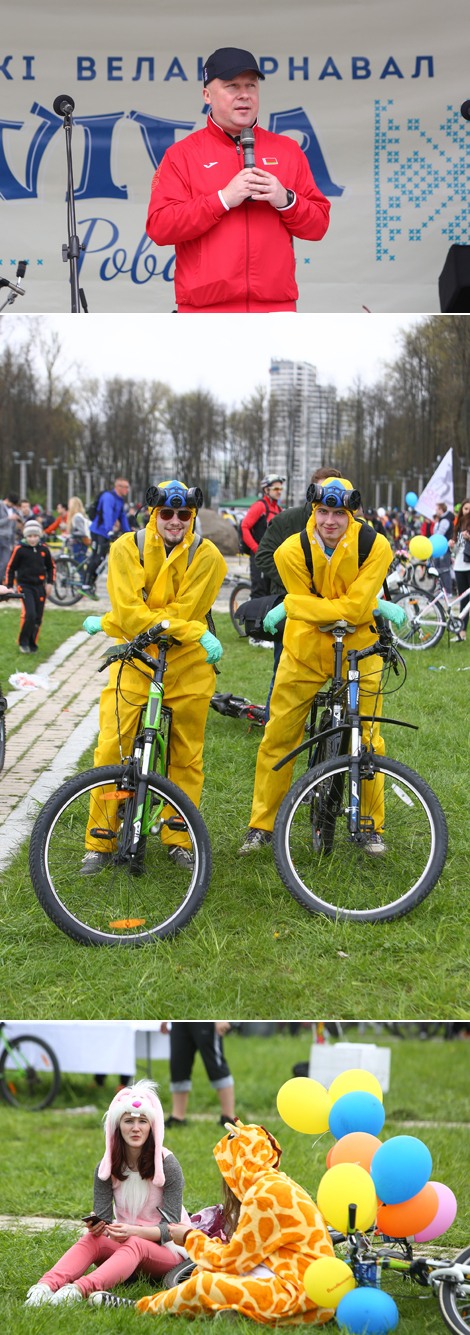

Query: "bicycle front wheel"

xmin=273 ymin=754 xmax=448 ymax=923
xmin=229 ymin=581 xmax=251 ymax=637
xmin=391 ymin=589 xmax=445 ymax=649
xmin=48 ymin=558 xmax=83 ymax=606
xmin=29 ymin=765 xmax=212 ymax=945
xmin=0 ymin=1035 xmax=61 ymax=1110
xmin=439 ymin=1246 xmax=470 ymax=1335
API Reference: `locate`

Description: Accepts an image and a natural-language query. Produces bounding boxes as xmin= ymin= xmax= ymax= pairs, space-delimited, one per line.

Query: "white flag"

xmin=415 ymin=448 xmax=454 ymax=520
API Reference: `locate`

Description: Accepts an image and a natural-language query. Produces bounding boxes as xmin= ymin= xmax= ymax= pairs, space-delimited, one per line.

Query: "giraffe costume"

xmin=137 ymin=1120 xmax=335 ymax=1324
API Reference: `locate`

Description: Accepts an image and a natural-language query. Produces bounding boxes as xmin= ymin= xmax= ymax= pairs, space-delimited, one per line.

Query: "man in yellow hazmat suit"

xmin=81 ymin=480 xmax=227 ymax=874
xmin=238 ymin=477 xmax=393 ymax=854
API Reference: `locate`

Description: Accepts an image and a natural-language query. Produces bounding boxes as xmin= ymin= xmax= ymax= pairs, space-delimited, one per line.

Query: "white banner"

xmin=2 ymin=0 xmax=470 ymax=312
xmin=416 ymin=447 xmax=454 ymax=518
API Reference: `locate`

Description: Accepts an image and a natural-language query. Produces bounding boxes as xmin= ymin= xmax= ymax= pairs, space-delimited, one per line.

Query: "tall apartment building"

xmin=268 ymin=359 xmax=338 ymax=505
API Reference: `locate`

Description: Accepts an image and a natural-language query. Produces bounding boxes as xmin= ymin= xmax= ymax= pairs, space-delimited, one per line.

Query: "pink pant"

xmin=40 ymin=1231 xmax=177 ymax=1298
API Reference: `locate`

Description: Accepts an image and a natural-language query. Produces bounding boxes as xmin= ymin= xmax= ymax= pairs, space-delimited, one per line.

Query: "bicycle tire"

xmin=387 ymin=1022 xmax=443 ymax=1039
xmin=0 ymin=1034 xmax=61 ymax=1110
xmin=439 ymin=1245 xmax=470 ymax=1335
xmin=29 ymin=765 xmax=212 ymax=946
xmin=308 ymin=713 xmax=344 ymax=854
xmin=229 ymin=581 xmax=251 ymax=637
xmin=273 ymin=753 xmax=448 ymax=923
xmin=391 ymin=589 xmax=446 ymax=650
xmin=0 ymin=713 xmax=5 ymax=773
xmin=48 ymin=558 xmax=83 ymax=606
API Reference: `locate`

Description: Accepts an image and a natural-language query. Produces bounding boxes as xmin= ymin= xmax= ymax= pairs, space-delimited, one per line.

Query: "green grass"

xmin=0 ymin=615 xmax=469 ymax=1018
xmin=1 ymin=1031 xmax=469 ymax=1334
xmin=0 ymin=606 xmax=88 ymax=688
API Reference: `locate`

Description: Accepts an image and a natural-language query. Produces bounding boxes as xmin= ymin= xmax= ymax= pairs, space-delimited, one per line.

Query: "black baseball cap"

xmin=203 ymin=48 xmax=265 ymax=87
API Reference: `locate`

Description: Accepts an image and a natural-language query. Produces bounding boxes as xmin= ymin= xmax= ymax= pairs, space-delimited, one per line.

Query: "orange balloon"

xmin=377 ymin=1183 xmax=438 ymax=1238
xmin=330 ymin=1133 xmax=382 ymax=1174
xmin=326 ymin=1148 xmax=334 ymax=1169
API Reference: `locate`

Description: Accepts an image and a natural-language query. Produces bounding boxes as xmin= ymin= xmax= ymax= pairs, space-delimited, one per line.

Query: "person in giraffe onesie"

xmin=137 ymin=1119 xmax=335 ymax=1324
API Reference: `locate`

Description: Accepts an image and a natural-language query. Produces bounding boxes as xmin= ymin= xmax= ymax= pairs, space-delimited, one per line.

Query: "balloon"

xmin=304 ymin=1257 xmax=355 ymax=1309
xmin=336 ymin=1288 xmax=399 ymax=1334
xmin=330 ymin=1132 xmax=383 ymax=1174
xmin=377 ymin=1182 xmax=438 ymax=1238
xmin=430 ymin=532 xmax=449 ymax=557
xmin=276 ymin=1077 xmax=332 ymax=1134
xmin=409 ymin=535 xmax=433 ymax=560
xmin=326 ymin=1147 xmax=334 ymax=1169
xmin=329 ymin=1069 xmax=383 ymax=1106
xmin=370 ymin=1136 xmax=432 ymax=1205
xmin=406 ymin=491 xmax=418 ymax=507
xmin=329 ymin=1092 xmax=385 ymax=1140
xmin=317 ymin=1163 xmax=378 ymax=1233
xmin=414 ymin=1181 xmax=458 ymax=1241
xmin=377 ymin=508 xmax=386 ymax=518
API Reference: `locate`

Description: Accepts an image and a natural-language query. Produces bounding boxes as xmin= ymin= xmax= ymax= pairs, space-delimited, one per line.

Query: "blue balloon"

xmin=370 ymin=1136 xmax=432 ymax=1205
xmin=329 ymin=1091 xmax=385 ymax=1139
xmin=336 ymin=1288 xmax=399 ymax=1334
xmin=430 ymin=532 xmax=449 ymax=558
xmin=405 ymin=491 xmax=418 ymax=508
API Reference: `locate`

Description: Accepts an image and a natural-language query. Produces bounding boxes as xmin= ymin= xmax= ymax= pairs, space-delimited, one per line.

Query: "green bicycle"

xmin=0 ymin=1022 xmax=61 ymax=1110
xmin=29 ymin=622 xmax=212 ymax=946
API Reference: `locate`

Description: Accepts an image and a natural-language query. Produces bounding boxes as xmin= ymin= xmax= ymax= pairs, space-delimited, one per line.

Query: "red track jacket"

xmin=146 ymin=117 xmax=330 ymax=312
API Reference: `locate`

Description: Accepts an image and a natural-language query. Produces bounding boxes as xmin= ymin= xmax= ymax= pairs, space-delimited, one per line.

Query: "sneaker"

xmin=237 ymin=828 xmax=272 ymax=855
xmin=162 ymin=1261 xmax=196 ymax=1289
xmin=88 ymin=1291 xmax=136 ymax=1309
xmin=19 ymin=644 xmax=31 ymax=653
xmin=24 ymin=1284 xmax=53 ymax=1307
xmin=79 ymin=850 xmax=113 ymax=876
xmin=168 ymin=845 xmax=194 ymax=871
xmin=49 ymin=1284 xmax=83 ymax=1305
xmin=29 ymin=644 xmax=39 ymax=653
xmin=364 ymin=831 xmax=387 ymax=855
xmin=165 ymin=1115 xmax=188 ymax=1128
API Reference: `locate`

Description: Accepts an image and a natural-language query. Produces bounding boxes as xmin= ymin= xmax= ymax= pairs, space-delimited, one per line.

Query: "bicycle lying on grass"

xmin=0 ymin=1022 xmax=60 ymax=1110
xmin=272 ymin=612 xmax=448 ymax=923
xmin=29 ymin=622 xmax=212 ymax=946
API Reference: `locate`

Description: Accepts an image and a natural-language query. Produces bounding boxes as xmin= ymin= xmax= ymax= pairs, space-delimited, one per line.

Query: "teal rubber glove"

xmin=199 ymin=630 xmax=223 ymax=663
xmin=83 ymin=616 xmax=103 ymax=635
xmin=375 ymin=598 xmax=407 ymax=628
xmin=263 ymin=601 xmax=286 ymax=635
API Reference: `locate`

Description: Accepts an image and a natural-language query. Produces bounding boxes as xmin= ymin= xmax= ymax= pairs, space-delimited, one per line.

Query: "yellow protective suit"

xmin=249 ymin=504 xmax=393 ymax=833
xmin=86 ymin=509 xmax=227 ymax=851
xmin=137 ymin=1120 xmax=334 ymax=1325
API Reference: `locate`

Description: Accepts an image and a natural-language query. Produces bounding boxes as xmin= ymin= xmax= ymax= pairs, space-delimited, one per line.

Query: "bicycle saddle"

xmin=318 ymin=620 xmax=356 ymax=634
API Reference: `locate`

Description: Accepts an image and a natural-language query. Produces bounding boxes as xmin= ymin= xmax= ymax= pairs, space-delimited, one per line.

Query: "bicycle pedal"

xmin=89 ymin=827 xmax=116 ymax=840
xmin=165 ymin=817 xmax=188 ymax=832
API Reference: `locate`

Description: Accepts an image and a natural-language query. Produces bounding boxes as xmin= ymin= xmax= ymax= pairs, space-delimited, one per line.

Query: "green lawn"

xmin=0 ymin=605 xmax=88 ymax=689
xmin=1 ymin=1030 xmax=468 ymax=1334
xmin=0 ymin=614 xmax=469 ymax=1018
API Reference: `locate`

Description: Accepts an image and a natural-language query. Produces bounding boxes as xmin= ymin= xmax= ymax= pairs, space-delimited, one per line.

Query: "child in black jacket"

xmin=5 ymin=520 xmax=55 ymax=653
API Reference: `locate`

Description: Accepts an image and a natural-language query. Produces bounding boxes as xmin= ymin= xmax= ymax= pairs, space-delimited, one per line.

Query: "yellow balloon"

xmin=304 ymin=1257 xmax=356 ymax=1310
xmin=328 ymin=1068 xmax=383 ymax=1106
xmin=317 ymin=1163 xmax=378 ymax=1233
xmin=277 ymin=1077 xmax=332 ymax=1134
xmin=409 ymin=535 xmax=433 ymax=560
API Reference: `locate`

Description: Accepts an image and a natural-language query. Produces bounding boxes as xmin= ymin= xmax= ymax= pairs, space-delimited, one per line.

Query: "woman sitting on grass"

xmin=24 ymin=1081 xmax=190 ymax=1307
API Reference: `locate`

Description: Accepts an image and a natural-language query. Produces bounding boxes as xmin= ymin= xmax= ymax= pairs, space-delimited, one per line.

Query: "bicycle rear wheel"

xmin=29 ymin=765 xmax=212 ymax=945
xmin=391 ymin=589 xmax=445 ymax=649
xmin=229 ymin=581 xmax=251 ymax=637
xmin=48 ymin=558 xmax=83 ymax=606
xmin=273 ymin=754 xmax=448 ymax=923
xmin=439 ymin=1245 xmax=470 ymax=1335
xmin=0 ymin=1035 xmax=61 ymax=1110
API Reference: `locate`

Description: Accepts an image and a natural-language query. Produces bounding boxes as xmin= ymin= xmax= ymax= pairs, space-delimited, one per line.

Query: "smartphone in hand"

xmin=81 ymin=1213 xmax=104 ymax=1226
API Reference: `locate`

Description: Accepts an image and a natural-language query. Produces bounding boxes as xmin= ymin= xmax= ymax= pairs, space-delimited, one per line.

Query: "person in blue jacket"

xmin=81 ymin=479 xmax=130 ymax=597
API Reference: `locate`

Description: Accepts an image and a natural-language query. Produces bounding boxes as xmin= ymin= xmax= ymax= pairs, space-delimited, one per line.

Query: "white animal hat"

xmin=98 ymin=1080 xmax=165 ymax=1186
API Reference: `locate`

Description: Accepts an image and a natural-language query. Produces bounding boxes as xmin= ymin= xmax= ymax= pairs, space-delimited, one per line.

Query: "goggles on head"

xmin=146 ymin=482 xmax=204 ymax=513
xmin=306 ymin=481 xmax=361 ymax=512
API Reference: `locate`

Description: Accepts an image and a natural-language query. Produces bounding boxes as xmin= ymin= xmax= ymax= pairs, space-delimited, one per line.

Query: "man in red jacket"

xmin=241 ymin=476 xmax=284 ymax=596
xmin=146 ymin=47 xmax=330 ymax=314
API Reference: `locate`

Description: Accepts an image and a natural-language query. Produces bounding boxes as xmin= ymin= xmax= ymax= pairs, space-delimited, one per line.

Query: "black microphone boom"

xmin=53 ymin=94 xmax=75 ymax=117
xmin=52 ymin=93 xmax=87 ymax=313
xmin=240 ymin=126 xmax=255 ymax=169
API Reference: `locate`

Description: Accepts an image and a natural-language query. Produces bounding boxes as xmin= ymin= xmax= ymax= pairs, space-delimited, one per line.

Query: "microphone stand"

xmin=54 ymin=96 xmax=88 ymax=313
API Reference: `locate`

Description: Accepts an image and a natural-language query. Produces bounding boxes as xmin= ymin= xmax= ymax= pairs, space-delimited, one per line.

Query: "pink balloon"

xmin=414 ymin=1182 xmax=457 ymax=1241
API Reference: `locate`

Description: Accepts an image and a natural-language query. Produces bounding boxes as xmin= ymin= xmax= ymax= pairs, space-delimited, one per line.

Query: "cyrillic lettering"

xmin=77 ymin=57 xmax=96 ymax=80
xmin=318 ymin=56 xmax=342 ymax=80
xmin=289 ymin=57 xmax=309 ymax=80
xmin=0 ymin=57 xmax=13 ymax=80
xmin=352 ymin=56 xmax=370 ymax=80
xmin=268 ymin=107 xmax=344 ymax=196
xmin=412 ymin=56 xmax=434 ymax=78
xmin=74 ymin=113 xmax=127 ymax=199
xmin=197 ymin=57 xmax=204 ymax=81
xmin=163 ymin=57 xmax=188 ymax=81
xmin=260 ymin=57 xmax=278 ymax=76
xmin=75 ymin=217 xmax=120 ymax=275
xmin=22 ymin=56 xmax=35 ymax=80
xmin=0 ymin=103 xmax=61 ymax=200
xmin=379 ymin=56 xmax=404 ymax=79
xmin=108 ymin=57 xmax=123 ymax=81
xmin=129 ymin=110 xmax=195 ymax=168
xmin=132 ymin=57 xmax=154 ymax=81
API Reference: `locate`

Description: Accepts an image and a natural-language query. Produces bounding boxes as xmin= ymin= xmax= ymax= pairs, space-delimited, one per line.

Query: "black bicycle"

xmin=48 ymin=535 xmax=108 ymax=606
xmin=272 ymin=614 xmax=448 ymax=923
xmin=0 ymin=1022 xmax=61 ymax=1110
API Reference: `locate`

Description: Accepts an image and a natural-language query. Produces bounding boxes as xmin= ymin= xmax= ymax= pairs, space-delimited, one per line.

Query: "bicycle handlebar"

xmin=98 ymin=620 xmax=181 ymax=672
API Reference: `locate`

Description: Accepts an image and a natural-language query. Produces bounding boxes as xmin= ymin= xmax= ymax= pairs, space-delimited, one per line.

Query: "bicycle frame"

xmin=0 ymin=1028 xmax=34 ymax=1076
xmin=338 ymin=1213 xmax=470 ymax=1299
xmin=405 ymin=576 xmax=468 ymax=627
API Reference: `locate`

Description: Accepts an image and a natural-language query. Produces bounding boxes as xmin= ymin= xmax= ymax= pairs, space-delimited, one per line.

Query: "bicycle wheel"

xmin=229 ymin=581 xmax=251 ymax=637
xmin=391 ymin=589 xmax=446 ymax=649
xmin=48 ymin=558 xmax=83 ymax=606
xmin=439 ymin=1245 xmax=470 ymax=1335
xmin=308 ymin=711 xmax=344 ymax=854
xmin=29 ymin=765 xmax=212 ymax=946
xmin=0 ymin=1035 xmax=61 ymax=1110
xmin=273 ymin=754 xmax=448 ymax=923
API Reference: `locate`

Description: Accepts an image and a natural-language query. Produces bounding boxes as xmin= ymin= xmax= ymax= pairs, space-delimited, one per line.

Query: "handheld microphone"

xmin=53 ymin=94 xmax=75 ymax=117
xmin=240 ymin=126 xmax=255 ymax=169
xmin=0 ymin=277 xmax=25 ymax=295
